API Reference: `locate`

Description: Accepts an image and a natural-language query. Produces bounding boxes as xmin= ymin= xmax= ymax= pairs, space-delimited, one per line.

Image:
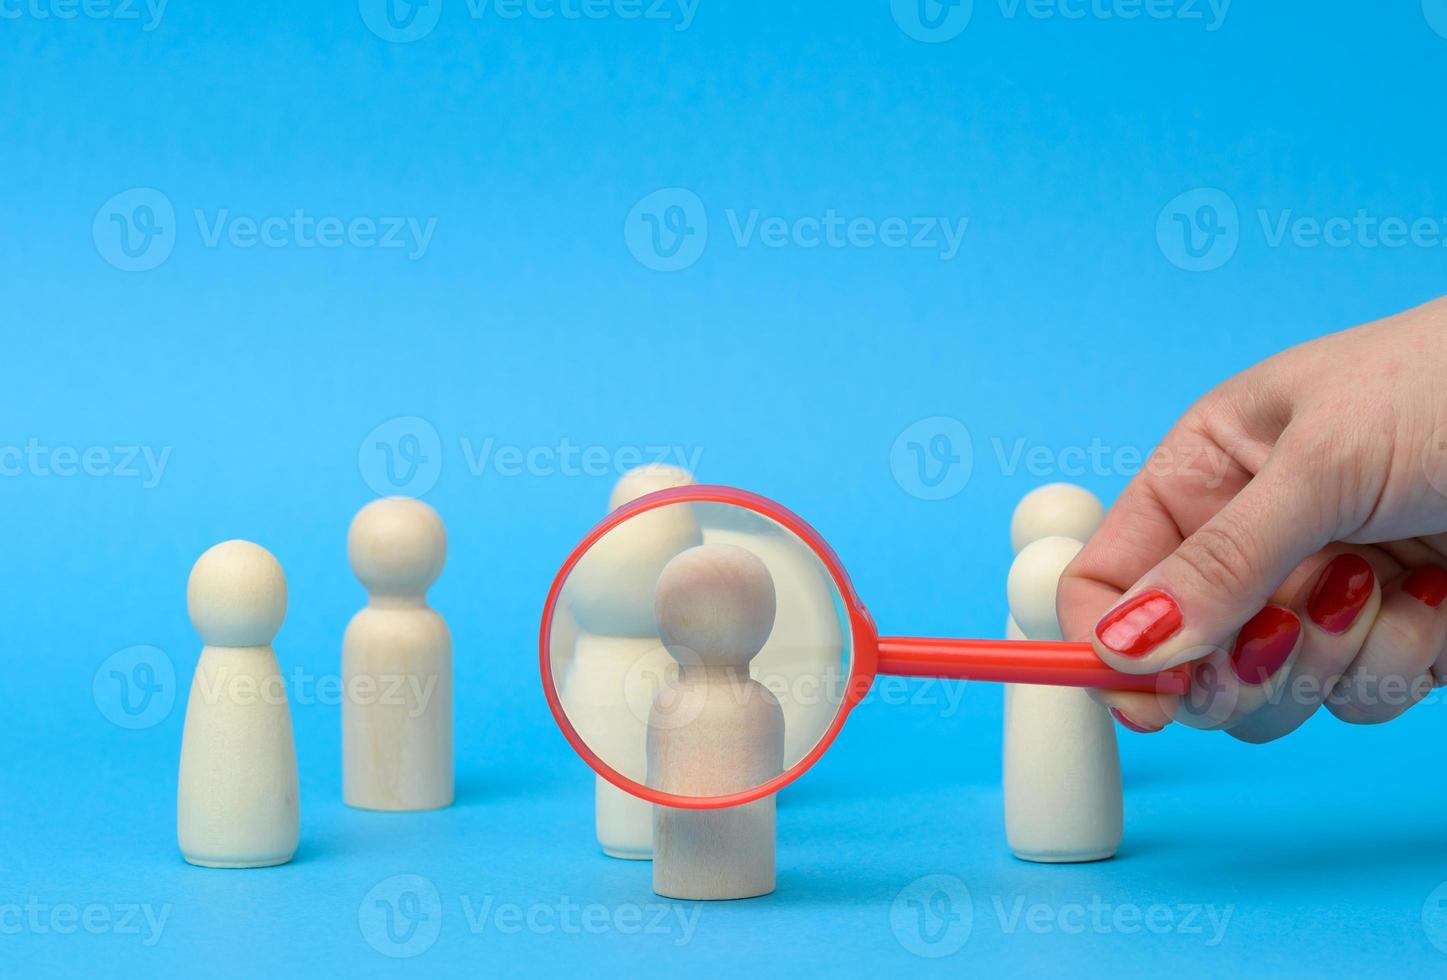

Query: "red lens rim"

xmin=539 ymin=485 xmax=878 ymax=809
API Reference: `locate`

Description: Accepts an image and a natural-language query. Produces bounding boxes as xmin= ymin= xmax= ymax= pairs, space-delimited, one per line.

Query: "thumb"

xmin=1091 ymin=450 xmax=1331 ymax=673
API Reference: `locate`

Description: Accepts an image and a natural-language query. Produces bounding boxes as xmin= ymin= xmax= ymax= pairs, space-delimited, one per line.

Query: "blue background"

xmin=4 ymin=0 xmax=1447 ymax=975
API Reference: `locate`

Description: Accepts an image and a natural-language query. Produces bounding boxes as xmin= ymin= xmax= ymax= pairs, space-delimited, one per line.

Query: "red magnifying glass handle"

xmin=876 ymin=637 xmax=1191 ymax=694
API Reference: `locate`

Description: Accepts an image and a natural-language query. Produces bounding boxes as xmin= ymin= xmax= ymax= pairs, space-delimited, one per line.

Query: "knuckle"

xmin=1278 ymin=410 xmax=1392 ymax=531
xmin=1372 ymin=615 xmax=1439 ymax=673
xmin=1175 ymin=523 xmax=1259 ymax=599
xmin=1324 ymin=662 xmax=1429 ymax=726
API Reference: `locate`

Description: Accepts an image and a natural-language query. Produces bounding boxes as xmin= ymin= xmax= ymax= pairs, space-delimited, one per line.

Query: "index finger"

xmin=1057 ymin=426 xmax=1256 ymax=669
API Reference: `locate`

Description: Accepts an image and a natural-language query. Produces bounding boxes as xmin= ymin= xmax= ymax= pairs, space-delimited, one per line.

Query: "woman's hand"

xmin=1057 ymin=297 xmax=1447 ymax=740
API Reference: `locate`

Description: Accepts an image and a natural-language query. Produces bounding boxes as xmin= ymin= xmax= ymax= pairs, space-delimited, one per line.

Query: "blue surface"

xmin=4 ymin=1 xmax=1447 ymax=975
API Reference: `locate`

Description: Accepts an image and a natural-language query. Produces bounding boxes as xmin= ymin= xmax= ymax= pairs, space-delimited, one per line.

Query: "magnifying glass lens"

xmin=547 ymin=499 xmax=853 ymax=801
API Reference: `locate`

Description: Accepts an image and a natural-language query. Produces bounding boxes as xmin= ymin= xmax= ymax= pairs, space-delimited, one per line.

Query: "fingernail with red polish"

xmin=1306 ymin=553 xmax=1375 ymax=635
xmin=1109 ymin=707 xmax=1162 ymax=734
xmin=1096 ymin=589 xmax=1184 ymax=657
xmin=1403 ymin=565 xmax=1447 ymax=609
xmin=1231 ymin=606 xmax=1302 ymax=685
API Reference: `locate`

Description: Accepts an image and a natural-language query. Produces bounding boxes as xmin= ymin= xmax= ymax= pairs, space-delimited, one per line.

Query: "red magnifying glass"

xmin=541 ymin=485 xmax=1188 ymax=811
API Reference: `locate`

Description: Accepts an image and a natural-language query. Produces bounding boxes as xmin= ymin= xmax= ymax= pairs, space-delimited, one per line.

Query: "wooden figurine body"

xmin=564 ymin=464 xmax=701 ymax=858
xmin=177 ymin=540 xmax=299 ymax=868
xmin=701 ymin=523 xmax=841 ymax=767
xmin=343 ymin=497 xmax=453 ymax=811
xmin=1003 ymin=530 xmax=1122 ymax=863
xmin=565 ymin=634 xmax=676 ymax=858
xmin=648 ymin=544 xmax=783 ymax=900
